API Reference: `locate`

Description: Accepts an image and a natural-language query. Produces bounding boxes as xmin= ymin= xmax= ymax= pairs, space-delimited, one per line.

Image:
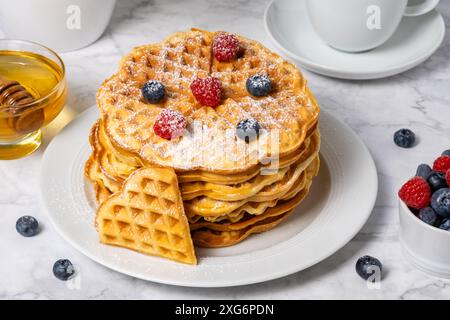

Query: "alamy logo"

xmin=366 ymin=265 xmax=382 ymax=290
xmin=65 ymin=264 xmax=81 ymax=290
xmin=66 ymin=5 xmax=81 ymax=30
xmin=366 ymin=5 xmax=381 ymax=30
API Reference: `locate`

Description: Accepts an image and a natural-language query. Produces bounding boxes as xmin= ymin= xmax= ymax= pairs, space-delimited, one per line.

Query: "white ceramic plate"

xmin=264 ymin=0 xmax=445 ymax=80
xmin=40 ymin=106 xmax=377 ymax=287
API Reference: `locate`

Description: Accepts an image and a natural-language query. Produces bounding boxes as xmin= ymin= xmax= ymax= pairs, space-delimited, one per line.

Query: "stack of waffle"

xmin=85 ymin=29 xmax=320 ymax=264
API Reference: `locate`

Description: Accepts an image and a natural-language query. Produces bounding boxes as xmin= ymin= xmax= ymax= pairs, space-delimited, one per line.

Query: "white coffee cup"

xmin=0 ymin=0 xmax=117 ymax=52
xmin=305 ymin=0 xmax=440 ymax=52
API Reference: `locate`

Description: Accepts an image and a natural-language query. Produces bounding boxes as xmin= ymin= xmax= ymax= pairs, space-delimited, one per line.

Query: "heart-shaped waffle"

xmin=96 ymin=167 xmax=197 ymax=264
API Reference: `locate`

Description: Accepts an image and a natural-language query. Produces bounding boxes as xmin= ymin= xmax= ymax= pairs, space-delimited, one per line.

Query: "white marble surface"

xmin=1 ymin=0 xmax=450 ymax=300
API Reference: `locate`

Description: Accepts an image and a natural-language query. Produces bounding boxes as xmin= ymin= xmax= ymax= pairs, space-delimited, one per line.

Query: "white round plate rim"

xmin=263 ymin=0 xmax=445 ymax=80
xmin=40 ymin=106 xmax=378 ymax=287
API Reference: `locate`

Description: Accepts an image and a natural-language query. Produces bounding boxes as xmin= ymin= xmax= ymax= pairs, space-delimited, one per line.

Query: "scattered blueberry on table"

xmin=355 ymin=255 xmax=383 ymax=281
xmin=393 ymin=128 xmax=415 ymax=148
xmin=15 ymin=215 xmax=77 ymax=281
xmin=16 ymin=216 xmax=39 ymax=237
xmin=53 ymin=259 xmax=75 ymax=281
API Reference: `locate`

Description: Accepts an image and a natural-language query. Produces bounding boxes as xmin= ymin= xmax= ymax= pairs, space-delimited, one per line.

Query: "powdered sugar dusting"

xmin=97 ymin=30 xmax=319 ymax=171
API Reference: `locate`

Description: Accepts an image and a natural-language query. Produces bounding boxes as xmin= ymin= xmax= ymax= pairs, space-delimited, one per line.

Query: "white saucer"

xmin=40 ymin=106 xmax=377 ymax=287
xmin=264 ymin=0 xmax=445 ymax=80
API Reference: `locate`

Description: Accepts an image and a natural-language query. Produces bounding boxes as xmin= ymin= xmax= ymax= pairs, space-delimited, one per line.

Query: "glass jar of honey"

xmin=0 ymin=40 xmax=67 ymax=159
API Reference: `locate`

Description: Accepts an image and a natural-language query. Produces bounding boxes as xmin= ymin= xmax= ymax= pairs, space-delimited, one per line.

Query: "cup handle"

xmin=404 ymin=0 xmax=440 ymax=16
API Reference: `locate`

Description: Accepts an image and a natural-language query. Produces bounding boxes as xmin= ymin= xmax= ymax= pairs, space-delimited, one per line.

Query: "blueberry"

xmin=16 ymin=216 xmax=39 ymax=237
xmin=355 ymin=255 xmax=383 ymax=281
xmin=416 ymin=164 xmax=432 ymax=179
xmin=427 ymin=171 xmax=447 ymax=192
xmin=236 ymin=118 xmax=261 ymax=143
xmin=418 ymin=207 xmax=439 ymax=226
xmin=53 ymin=259 xmax=75 ymax=281
xmin=409 ymin=207 xmax=420 ymax=216
xmin=393 ymin=129 xmax=415 ymax=148
xmin=439 ymin=219 xmax=450 ymax=231
xmin=442 ymin=150 xmax=450 ymax=156
xmin=246 ymin=74 xmax=272 ymax=97
xmin=431 ymin=188 xmax=450 ymax=218
xmin=142 ymin=80 xmax=165 ymax=103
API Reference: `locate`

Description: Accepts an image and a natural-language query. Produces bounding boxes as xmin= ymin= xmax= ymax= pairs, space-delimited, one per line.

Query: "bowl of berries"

xmin=398 ymin=150 xmax=450 ymax=278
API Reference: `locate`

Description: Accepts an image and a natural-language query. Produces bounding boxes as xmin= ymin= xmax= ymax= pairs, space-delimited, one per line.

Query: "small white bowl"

xmin=399 ymin=200 xmax=450 ymax=278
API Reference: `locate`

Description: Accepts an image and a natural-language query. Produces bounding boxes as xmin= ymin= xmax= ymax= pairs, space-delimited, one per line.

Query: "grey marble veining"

xmin=1 ymin=0 xmax=450 ymax=300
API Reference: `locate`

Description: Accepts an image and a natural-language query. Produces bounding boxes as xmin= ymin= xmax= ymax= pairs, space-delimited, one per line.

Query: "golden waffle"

xmin=85 ymin=126 xmax=113 ymax=203
xmin=188 ymin=155 xmax=319 ymax=224
xmin=88 ymin=150 xmax=319 ymax=250
xmin=91 ymin=166 xmax=300 ymax=249
xmin=97 ymin=119 xmax=143 ymax=170
xmin=94 ymin=117 xmax=317 ymax=186
xmin=186 ymin=179 xmax=300 ymax=224
xmin=89 ymin=142 xmax=318 ymax=218
xmin=89 ymin=147 xmax=313 ymax=210
xmin=97 ymin=29 xmax=319 ymax=173
xmin=190 ymin=180 xmax=313 ymax=232
xmin=88 ymin=124 xmax=121 ymax=193
xmin=85 ymin=156 xmax=111 ymax=204
xmin=183 ymin=133 xmax=319 ymax=218
xmin=88 ymin=154 xmax=318 ymax=229
xmin=186 ymin=162 xmax=308 ymax=222
xmin=181 ymin=131 xmax=318 ymax=201
xmin=96 ymin=167 xmax=197 ymax=264
xmin=91 ymin=119 xmax=319 ymax=202
xmin=190 ymin=156 xmax=319 ymax=248
xmin=192 ymin=210 xmax=295 ymax=248
xmin=92 ymin=120 xmax=137 ymax=180
xmin=187 ymin=199 xmax=280 ymax=224
xmin=86 ymin=29 xmax=322 ymax=263
xmin=181 ymin=165 xmax=290 ymax=201
xmin=97 ymin=136 xmax=139 ymax=183
xmin=176 ymin=121 xmax=317 ymax=184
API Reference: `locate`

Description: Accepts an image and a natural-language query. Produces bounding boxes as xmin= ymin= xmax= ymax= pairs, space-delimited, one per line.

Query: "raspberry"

xmin=153 ymin=109 xmax=187 ymax=140
xmin=398 ymin=176 xmax=431 ymax=209
xmin=446 ymin=170 xmax=450 ymax=188
xmin=433 ymin=155 xmax=450 ymax=173
xmin=213 ymin=32 xmax=240 ymax=62
xmin=190 ymin=77 xmax=221 ymax=107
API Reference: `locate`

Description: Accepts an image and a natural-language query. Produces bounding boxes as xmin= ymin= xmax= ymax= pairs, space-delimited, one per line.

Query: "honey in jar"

xmin=0 ymin=42 xmax=67 ymax=159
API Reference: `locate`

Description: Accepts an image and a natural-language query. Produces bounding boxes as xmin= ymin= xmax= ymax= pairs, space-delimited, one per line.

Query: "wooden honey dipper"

xmin=0 ymin=75 xmax=44 ymax=134
xmin=0 ymin=76 xmax=35 ymax=107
